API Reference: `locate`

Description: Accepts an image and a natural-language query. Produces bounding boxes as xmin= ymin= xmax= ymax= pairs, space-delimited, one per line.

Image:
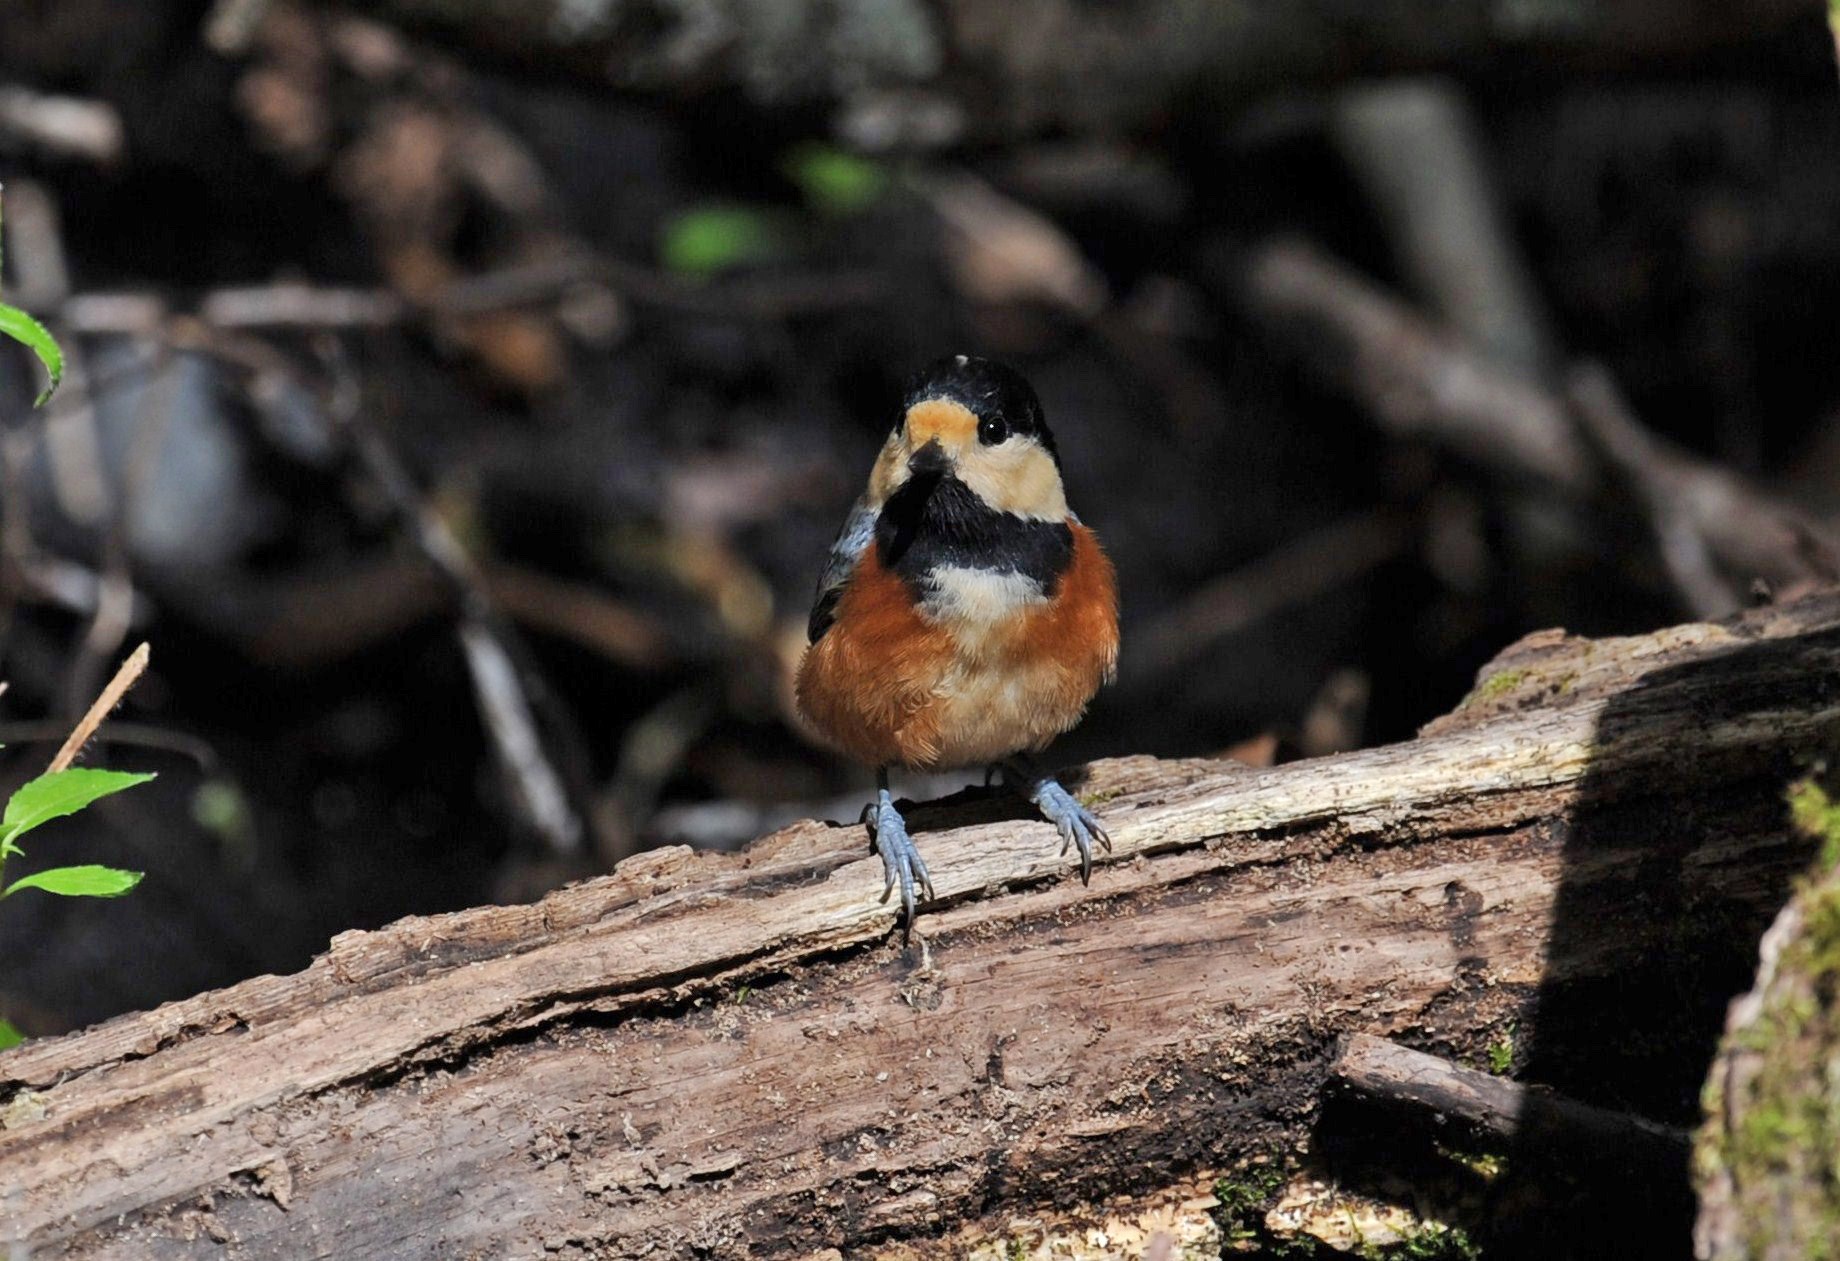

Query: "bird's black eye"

xmin=977 ymin=414 xmax=1008 ymax=445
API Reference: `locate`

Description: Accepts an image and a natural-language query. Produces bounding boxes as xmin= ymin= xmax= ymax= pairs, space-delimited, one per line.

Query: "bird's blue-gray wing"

xmin=808 ymin=494 xmax=877 ymax=642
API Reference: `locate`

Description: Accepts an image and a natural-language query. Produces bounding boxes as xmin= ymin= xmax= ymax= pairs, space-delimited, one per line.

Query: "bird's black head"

xmin=868 ymin=354 xmax=1070 ymax=525
xmin=900 ymin=355 xmax=1059 ymax=466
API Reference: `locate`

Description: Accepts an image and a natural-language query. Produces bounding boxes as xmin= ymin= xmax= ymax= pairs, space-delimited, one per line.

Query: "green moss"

xmin=1079 ymin=788 xmax=1121 ymax=809
xmin=1703 ymin=785 xmax=1840 ymax=1256
xmin=1366 ymin=1222 xmax=1483 ymax=1261
xmin=1486 ymin=1027 xmax=1514 ymax=1076
xmin=1213 ymin=1158 xmax=1487 ymax=1258
xmin=1005 ymin=1238 xmax=1027 ymax=1261
xmin=1788 ymin=779 xmax=1840 ymax=871
xmin=1805 ymin=886 xmax=1840 ymax=976
xmin=1213 ymin=1160 xmax=1289 ymax=1242
xmin=1464 ymin=669 xmax=1528 ymax=706
xmin=1438 ymin=1145 xmax=1507 ymax=1181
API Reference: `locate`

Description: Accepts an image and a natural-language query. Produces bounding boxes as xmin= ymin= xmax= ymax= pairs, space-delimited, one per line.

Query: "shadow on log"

xmin=4 ymin=594 xmax=1840 ymax=1257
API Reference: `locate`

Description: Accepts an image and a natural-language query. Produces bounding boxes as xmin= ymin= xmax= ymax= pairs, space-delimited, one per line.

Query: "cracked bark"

xmin=5 ymin=594 xmax=1840 ymax=1257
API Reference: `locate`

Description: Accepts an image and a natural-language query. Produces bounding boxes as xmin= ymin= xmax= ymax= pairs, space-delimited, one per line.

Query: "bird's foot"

xmin=862 ymin=788 xmax=934 ymax=935
xmin=1026 ymin=776 xmax=1112 ymax=885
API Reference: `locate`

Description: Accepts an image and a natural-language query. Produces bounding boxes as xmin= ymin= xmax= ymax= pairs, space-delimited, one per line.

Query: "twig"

xmin=47 ymin=642 xmax=150 ymax=774
xmin=458 ymin=622 xmax=580 ymax=853
xmin=1330 ymin=1033 xmax=1689 ymax=1171
xmin=320 ymin=343 xmax=590 ymax=855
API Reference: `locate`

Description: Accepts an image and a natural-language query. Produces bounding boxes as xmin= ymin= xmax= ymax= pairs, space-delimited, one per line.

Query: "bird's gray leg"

xmin=862 ymin=767 xmax=935 ymax=935
xmin=1005 ymin=755 xmax=1112 ymax=885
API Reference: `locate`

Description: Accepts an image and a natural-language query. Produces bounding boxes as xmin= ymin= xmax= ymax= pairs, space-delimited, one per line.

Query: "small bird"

xmin=796 ymin=354 xmax=1120 ymax=929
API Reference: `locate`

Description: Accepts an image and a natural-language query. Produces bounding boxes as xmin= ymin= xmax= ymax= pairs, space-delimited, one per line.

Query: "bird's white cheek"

xmin=868 ymin=436 xmax=910 ymax=502
xmin=957 ymin=447 xmax=1069 ymax=521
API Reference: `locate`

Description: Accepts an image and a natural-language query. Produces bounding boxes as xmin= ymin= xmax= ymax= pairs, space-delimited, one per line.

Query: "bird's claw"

xmin=865 ymin=790 xmax=934 ymax=937
xmin=1030 ymin=777 xmax=1112 ymax=885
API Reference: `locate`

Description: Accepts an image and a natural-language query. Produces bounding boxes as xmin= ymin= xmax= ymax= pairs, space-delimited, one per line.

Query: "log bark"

xmin=6 ymin=594 xmax=1840 ymax=1257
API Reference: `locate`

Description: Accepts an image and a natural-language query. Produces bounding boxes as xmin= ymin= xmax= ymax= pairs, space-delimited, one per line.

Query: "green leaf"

xmin=0 ymin=1018 xmax=22 ymax=1050
xmin=0 ymin=302 xmax=63 ymax=406
xmin=659 ymin=206 xmax=782 ymax=277
xmin=4 ymin=864 xmax=143 ymax=898
xmin=2 ymin=768 xmax=155 ymax=848
xmin=784 ymin=144 xmax=887 ymax=216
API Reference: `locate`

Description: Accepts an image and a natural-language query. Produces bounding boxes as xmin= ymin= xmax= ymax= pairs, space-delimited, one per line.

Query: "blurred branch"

xmin=456 ymin=621 xmax=580 ymax=855
xmin=1125 ymin=509 xmax=1415 ymax=687
xmin=1237 ymin=237 xmax=1595 ymax=491
xmin=0 ymin=555 xmax=151 ymax=625
xmin=1563 ymin=365 xmax=1825 ymax=617
xmin=334 ymin=0 xmax=1811 ymax=141
xmin=0 ymin=180 xmax=70 ymax=309
xmin=479 ymin=563 xmax=672 ymax=672
xmin=53 ymin=259 xmax=885 ymax=339
xmin=0 ymin=720 xmax=215 ymax=771
xmin=321 ymin=347 xmax=592 ymax=857
xmin=918 ymin=171 xmax=1107 ymax=317
xmin=1234 ymin=238 xmax=1839 ymax=611
xmin=353 ymin=445 xmax=585 ymax=855
xmin=1329 ymin=79 xmax=1555 ymax=376
xmin=198 ymin=285 xmax=404 ymax=329
xmin=0 ymin=87 xmax=123 ymax=166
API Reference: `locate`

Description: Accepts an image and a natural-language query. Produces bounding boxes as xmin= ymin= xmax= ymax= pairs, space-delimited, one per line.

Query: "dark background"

xmin=0 ymin=0 xmax=1835 ymax=1036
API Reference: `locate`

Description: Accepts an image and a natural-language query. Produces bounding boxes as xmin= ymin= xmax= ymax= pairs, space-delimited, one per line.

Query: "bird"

xmin=795 ymin=354 xmax=1120 ymax=932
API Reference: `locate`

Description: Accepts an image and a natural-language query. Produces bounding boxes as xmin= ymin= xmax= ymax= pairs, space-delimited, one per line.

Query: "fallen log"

xmin=5 ymin=593 xmax=1840 ymax=1257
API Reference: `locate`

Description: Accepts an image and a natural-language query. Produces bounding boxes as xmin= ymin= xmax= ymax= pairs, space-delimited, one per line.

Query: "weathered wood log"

xmin=5 ymin=594 xmax=1840 ymax=1257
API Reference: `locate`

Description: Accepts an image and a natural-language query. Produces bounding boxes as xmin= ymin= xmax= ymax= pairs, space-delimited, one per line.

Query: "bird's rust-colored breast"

xmin=796 ymin=548 xmax=954 ymax=767
xmin=1014 ymin=522 xmax=1118 ymax=688
xmin=796 ymin=522 xmax=1119 ymax=770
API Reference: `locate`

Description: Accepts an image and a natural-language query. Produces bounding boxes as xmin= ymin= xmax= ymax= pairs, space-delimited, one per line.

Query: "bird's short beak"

xmin=907 ymin=439 xmax=951 ymax=479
